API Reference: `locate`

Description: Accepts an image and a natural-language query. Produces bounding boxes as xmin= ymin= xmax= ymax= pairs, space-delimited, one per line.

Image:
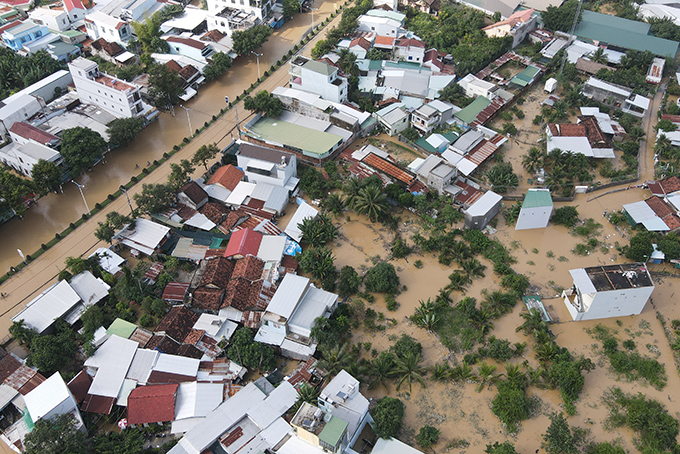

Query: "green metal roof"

xmin=384 ymin=60 xmax=429 ymax=71
xmin=107 ymin=318 xmax=137 ymax=338
xmin=522 ymin=189 xmax=553 ymax=208
xmin=511 ymin=65 xmax=540 ymax=87
xmin=415 ymin=137 xmax=438 ymax=153
xmin=319 ymin=416 xmax=348 ymax=447
xmin=574 ymin=10 xmax=679 ymax=57
xmin=454 ymin=96 xmax=491 ymax=125
xmin=248 ymin=116 xmax=343 ymax=157
xmin=303 ymin=60 xmax=335 ymax=76
xmin=61 ymin=29 xmax=85 ymax=37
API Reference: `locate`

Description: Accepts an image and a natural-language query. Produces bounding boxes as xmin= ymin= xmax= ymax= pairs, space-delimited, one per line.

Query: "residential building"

xmin=647 ymin=57 xmax=665 ymax=84
xmin=373 ymin=438 xmax=425 ymax=454
xmin=207 ymin=164 xmax=244 ymax=191
xmin=289 ymin=56 xmax=348 ymax=103
xmin=357 ymin=14 xmax=402 ymax=36
xmin=374 ymin=102 xmax=410 ymax=136
xmin=399 ymin=0 xmax=438 ymax=14
xmin=442 ymin=127 xmax=507 ymax=176
xmin=284 ymin=201 xmax=318 ymax=242
xmin=546 ymin=117 xmax=615 ymax=159
xmin=622 ymin=196 xmax=680 ymax=233
xmin=223 ymin=227 xmax=262 ymax=259
xmin=127 ymin=384 xmax=179 ymax=425
xmin=291 ymin=403 xmax=349 ymax=454
xmin=206 ymin=0 xmax=274 ymax=22
xmin=0 ymin=0 xmax=32 ymax=13
xmin=582 ymin=77 xmax=651 ymax=118
xmin=1 ymin=69 xmax=72 ymax=106
xmin=415 ymin=154 xmax=457 ymax=195
xmin=68 ymin=57 xmax=155 ymax=120
xmin=1 ymin=20 xmax=48 ymax=51
xmin=112 ymin=218 xmax=171 ymax=256
xmin=317 ymin=370 xmax=371 ymax=448
xmin=255 ymin=273 xmax=338 ymax=360
xmin=178 ymin=181 xmax=209 ymax=210
xmin=84 ymin=11 xmax=132 ymax=45
xmin=515 ymin=188 xmax=553 ymax=230
xmin=394 ymin=37 xmax=426 ymax=64
xmin=0 ymin=94 xmax=42 ymax=137
xmin=348 ymin=36 xmax=371 ymax=59
xmin=458 ymin=74 xmax=496 ymax=99
xmin=0 ymin=140 xmax=61 ymax=176
xmin=562 ymin=263 xmax=655 ymax=321
xmin=410 ymin=103 xmax=441 ymax=135
xmin=63 ymin=0 xmax=86 ymax=23
xmin=482 ymin=8 xmax=536 ymax=48
xmin=456 ymin=0 xmax=519 ymax=18
xmin=165 ymin=36 xmax=213 ymax=62
xmin=236 ymin=141 xmax=298 ymax=191
xmin=28 ymin=7 xmax=70 ymax=31
xmin=205 ymin=6 xmax=257 ymax=35
xmin=464 ymin=190 xmax=502 ymax=230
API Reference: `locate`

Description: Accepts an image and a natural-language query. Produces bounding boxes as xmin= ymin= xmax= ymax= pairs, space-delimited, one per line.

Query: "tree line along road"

xmin=0 ymin=2 xmax=346 ymax=339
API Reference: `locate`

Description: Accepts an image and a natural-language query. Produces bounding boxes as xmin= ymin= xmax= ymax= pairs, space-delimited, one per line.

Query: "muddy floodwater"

xmin=329 ymin=182 xmax=680 ymax=452
xmin=0 ymin=0 xmax=339 ymax=272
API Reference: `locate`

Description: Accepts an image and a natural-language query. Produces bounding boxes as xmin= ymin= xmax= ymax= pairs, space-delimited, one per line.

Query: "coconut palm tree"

xmin=369 ymin=352 xmax=396 ymax=390
xmin=535 ymin=341 xmax=559 ymax=363
xmin=318 ymin=343 xmax=351 ymax=377
xmin=628 ymin=126 xmax=645 ymax=143
xmin=430 ymin=363 xmax=451 ymax=381
xmin=656 ymin=134 xmax=672 ymax=159
xmin=436 ymin=289 xmax=453 ymax=306
xmin=393 ymin=351 xmax=428 ymax=392
xmin=354 ymin=186 xmax=388 ymax=221
xmin=590 ymin=47 xmax=608 ymax=64
xmin=292 ymin=383 xmax=321 ymax=413
xmin=321 ymin=193 xmax=345 ymax=217
xmin=504 ymin=363 xmax=526 ymax=387
xmin=522 ymin=147 xmax=544 ymax=174
xmin=345 ymin=358 xmax=371 ymax=383
xmin=476 ymin=362 xmax=503 ymax=392
xmin=343 ymin=177 xmax=363 ymax=209
xmin=450 ymin=241 xmax=472 ymax=262
xmin=460 ymin=258 xmax=486 ymax=278
xmin=516 ymin=309 xmax=549 ymax=337
xmin=467 ymin=309 xmax=494 ymax=337
xmin=450 ymin=363 xmax=477 ymax=382
xmin=481 ymin=290 xmax=516 ymax=318
xmin=446 ymin=271 xmax=471 ymax=294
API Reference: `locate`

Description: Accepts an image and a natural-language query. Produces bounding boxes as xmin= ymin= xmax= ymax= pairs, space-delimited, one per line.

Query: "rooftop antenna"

xmin=559 ymin=0 xmax=583 ymax=75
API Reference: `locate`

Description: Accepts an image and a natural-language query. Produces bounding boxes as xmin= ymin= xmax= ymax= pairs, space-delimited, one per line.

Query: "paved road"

xmin=0 ymin=9 xmax=344 ymax=339
xmin=640 ymin=81 xmax=666 ymax=181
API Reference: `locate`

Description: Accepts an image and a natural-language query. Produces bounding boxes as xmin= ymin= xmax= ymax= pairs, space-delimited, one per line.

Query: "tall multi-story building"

xmin=68 ymin=57 xmax=152 ymax=119
xmin=289 ymin=56 xmax=348 ymax=103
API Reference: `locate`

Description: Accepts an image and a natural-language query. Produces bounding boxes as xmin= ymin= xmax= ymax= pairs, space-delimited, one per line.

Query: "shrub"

xmin=552 ymin=206 xmax=579 ymax=227
xmin=416 ymin=425 xmax=440 ymax=449
xmin=372 ymin=398 xmax=404 ymax=438
xmin=364 ymin=262 xmax=400 ymax=294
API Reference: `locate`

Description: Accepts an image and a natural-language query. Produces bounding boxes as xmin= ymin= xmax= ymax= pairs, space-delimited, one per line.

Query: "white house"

xmin=236 ymin=141 xmax=299 ymax=191
xmin=29 ymin=7 xmax=71 ymax=31
xmin=0 ymin=94 xmax=42 ymax=137
xmin=112 ymin=218 xmax=171 ymax=255
xmin=317 ymin=370 xmax=371 ymax=448
xmin=24 ymin=372 xmax=86 ymax=431
xmin=255 ymin=273 xmax=338 ymax=360
xmin=464 ymin=190 xmax=503 ymax=230
xmin=410 ymin=103 xmax=441 ymax=135
xmin=394 ymin=37 xmax=426 ymax=64
xmin=515 ymin=188 xmax=553 ymax=230
xmin=206 ymin=0 xmax=274 ymax=22
xmin=165 ymin=36 xmax=213 ymax=62
xmin=562 ymin=263 xmax=655 ymax=321
xmin=68 ymin=57 xmax=154 ymax=120
xmin=415 ymin=154 xmax=457 ymax=195
xmin=0 ymin=140 xmax=61 ymax=176
xmin=357 ymin=15 xmax=402 ymax=36
xmin=84 ymin=11 xmax=133 ymax=45
xmin=458 ymin=73 xmax=496 ymax=99
xmin=482 ymin=9 xmax=536 ymax=48
xmin=289 ymin=56 xmax=348 ymax=103
xmin=374 ymin=102 xmax=410 ymax=136
xmin=63 ymin=0 xmax=86 ymax=23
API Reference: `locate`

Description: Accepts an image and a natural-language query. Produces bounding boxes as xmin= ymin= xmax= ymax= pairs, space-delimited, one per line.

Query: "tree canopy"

xmin=243 ymin=90 xmax=284 ymax=117
xmin=107 ymin=117 xmax=144 ymax=149
xmin=0 ymin=49 xmax=64 ymax=100
xmin=204 ymin=52 xmax=232 ymax=81
xmin=26 ymin=328 xmax=78 ymax=375
xmin=227 ymin=327 xmax=276 ymax=372
xmin=95 ymin=211 xmax=132 ymax=244
xmin=299 ymin=213 xmax=338 ymax=248
xmin=542 ymin=0 xmax=582 ymax=32
xmin=148 ymin=63 xmax=186 ymax=109
xmin=192 ymin=143 xmax=220 ymax=169
xmin=24 ymin=414 xmax=88 ymax=454
xmin=232 ymin=24 xmax=272 ymax=55
xmin=372 ymin=397 xmax=405 ymax=438
xmin=282 ymin=0 xmax=300 ymax=20
xmin=363 ymin=262 xmax=400 ymax=294
xmin=60 ymin=127 xmax=107 ymax=177
xmin=0 ymin=169 xmax=35 ymax=215
xmin=31 ymin=159 xmax=62 ymax=196
xmin=133 ymin=183 xmax=176 ymax=214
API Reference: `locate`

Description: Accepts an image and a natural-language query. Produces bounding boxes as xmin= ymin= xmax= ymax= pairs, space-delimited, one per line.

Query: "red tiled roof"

xmin=548 ymin=123 xmax=586 ymax=137
xmin=232 ymin=216 xmax=283 ymax=236
xmin=200 ymin=256 xmax=235 ymax=288
xmin=155 ymin=306 xmax=199 ymax=343
xmin=397 ymin=37 xmax=426 ymax=48
xmin=208 ymin=165 xmax=244 ymax=191
xmin=162 ymin=282 xmax=189 ymax=302
xmin=64 ymin=0 xmax=86 ymax=11
xmin=664 ymin=214 xmax=680 ymax=232
xmin=374 ymin=35 xmax=394 ymax=46
xmin=183 ymin=329 xmax=205 ymax=345
xmin=221 ymin=209 xmax=249 ymax=232
xmin=127 ymin=383 xmax=178 ymax=425
xmin=9 ymin=122 xmax=58 ymax=145
xmin=81 ymin=394 xmax=116 ymax=414
xmin=179 ymin=181 xmax=208 ymax=206
xmin=165 ymin=59 xmax=182 ymax=72
xmin=224 ymin=228 xmax=262 ymax=258
xmin=179 ymin=65 xmax=198 ymax=81
xmin=578 ymin=116 xmax=612 ymax=149
xmin=0 ymin=0 xmax=30 ymax=7
xmin=232 ymin=255 xmax=264 ymax=281
xmin=191 ymin=286 xmax=224 ymax=311
xmin=166 ymin=36 xmax=207 ymax=50
xmin=199 ymin=202 xmax=231 ymax=224
xmin=67 ymin=370 xmax=92 ymax=404
xmin=202 ymin=29 xmax=225 ymax=42
xmin=362 ymin=153 xmax=414 ymax=185
xmin=645 ymin=196 xmax=674 ymax=218
xmin=661 ymin=176 xmax=680 ymax=195
xmin=350 ymin=37 xmax=371 ymax=51
xmin=222 ymin=277 xmax=262 ymax=311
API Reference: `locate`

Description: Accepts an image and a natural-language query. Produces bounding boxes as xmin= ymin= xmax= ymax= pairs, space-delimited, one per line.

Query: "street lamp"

xmin=251 ymin=51 xmax=262 ymax=80
xmin=72 ymin=180 xmax=90 ymax=215
xmin=120 ymin=185 xmax=134 ymax=215
xmin=179 ymin=104 xmax=192 ymax=136
xmin=311 ymin=7 xmax=318 ymax=28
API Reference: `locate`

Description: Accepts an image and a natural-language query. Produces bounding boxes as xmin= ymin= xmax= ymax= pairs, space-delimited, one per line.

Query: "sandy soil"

xmin=329 ymin=184 xmax=680 ymax=452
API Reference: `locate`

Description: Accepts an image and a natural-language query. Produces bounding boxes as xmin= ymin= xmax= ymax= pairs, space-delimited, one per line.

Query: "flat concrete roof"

xmin=248 ymin=116 xmax=343 ymax=157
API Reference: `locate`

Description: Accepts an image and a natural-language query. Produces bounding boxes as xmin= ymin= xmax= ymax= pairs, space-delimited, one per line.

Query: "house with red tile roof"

xmin=208 ymin=164 xmax=245 ymax=191
xmin=546 ymin=116 xmax=615 ymax=158
xmin=349 ymin=36 xmax=372 ymax=59
xmin=127 ymin=383 xmax=178 ymax=425
xmin=395 ymin=37 xmax=426 ymax=64
xmin=224 ymin=228 xmax=262 ymax=259
xmin=165 ymin=36 xmax=213 ymax=62
xmin=179 ymin=181 xmax=209 ymax=210
xmin=483 ymin=9 xmax=536 ymax=48
xmin=9 ymin=121 xmax=59 ymax=147
xmin=63 ymin=0 xmax=86 ymax=22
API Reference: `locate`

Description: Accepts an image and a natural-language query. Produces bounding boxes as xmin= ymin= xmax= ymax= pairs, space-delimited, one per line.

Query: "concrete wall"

xmin=579 ymin=286 xmax=654 ymax=321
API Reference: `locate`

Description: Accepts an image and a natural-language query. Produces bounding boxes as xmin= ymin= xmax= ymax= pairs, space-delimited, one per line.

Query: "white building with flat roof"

xmin=289 ymin=56 xmax=348 ymax=104
xmin=84 ymin=10 xmax=133 ymax=44
xmin=0 ymin=140 xmax=61 ymax=176
xmin=29 ymin=7 xmax=71 ymax=31
xmin=24 ymin=373 xmax=86 ymax=431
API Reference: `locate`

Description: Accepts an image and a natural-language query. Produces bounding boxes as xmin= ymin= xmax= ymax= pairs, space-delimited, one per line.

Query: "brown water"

xmin=0 ymin=0 xmax=339 ymax=273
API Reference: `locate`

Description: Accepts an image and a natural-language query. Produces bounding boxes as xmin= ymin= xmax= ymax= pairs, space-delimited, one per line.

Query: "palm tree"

xmin=513 ymin=342 xmax=527 ymax=357
xmin=522 ymin=147 xmax=544 ymax=174
xmin=504 ymin=363 xmax=526 ymax=387
xmin=321 ymin=193 xmax=345 ymax=217
xmin=535 ymin=341 xmax=559 ymax=363
xmin=656 ymin=134 xmax=672 ymax=158
xmin=436 ymin=289 xmax=453 ymax=306
xmin=481 ymin=291 xmax=515 ymax=318
xmin=467 ymin=309 xmax=494 ymax=337
xmin=417 ymin=313 xmax=439 ymax=331
xmin=461 ymin=258 xmax=486 ymax=278
xmin=354 ymin=186 xmax=388 ymax=221
xmin=431 ymin=363 xmax=451 ymax=381
xmin=292 ymin=383 xmax=320 ymax=413
xmin=343 ymin=178 xmax=363 ymax=209
xmin=369 ymin=352 xmax=396 ymax=390
xmin=450 ymin=241 xmax=472 ymax=262
xmin=393 ymin=351 xmax=428 ymax=392
xmin=476 ymin=362 xmax=503 ymax=392
xmin=450 ymin=363 xmax=477 ymax=382
xmin=446 ymin=271 xmax=471 ymax=294
xmin=590 ymin=47 xmax=608 ymax=64
xmin=345 ymin=358 xmax=371 ymax=383
xmin=318 ymin=343 xmax=351 ymax=376
xmin=516 ymin=309 xmax=548 ymax=337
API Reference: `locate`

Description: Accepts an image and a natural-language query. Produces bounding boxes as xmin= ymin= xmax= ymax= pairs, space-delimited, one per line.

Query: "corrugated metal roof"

xmin=284 ymin=201 xmax=318 ymax=242
xmin=24 ymin=373 xmax=71 ymax=421
xmin=87 ymin=335 xmax=138 ymax=398
xmin=265 ymin=274 xmax=309 ymax=320
xmin=522 ymin=189 xmax=553 ymax=208
xmin=69 ymin=271 xmax=110 ymax=306
xmin=465 ymin=191 xmax=502 ymax=216
xmin=257 ymin=235 xmax=287 ymax=263
xmin=175 ymin=382 xmax=223 ymax=420
xmin=12 ymin=280 xmax=81 ymax=333
xmin=126 ymin=349 xmax=159 ymax=385
xmin=153 ymin=354 xmax=200 ymax=378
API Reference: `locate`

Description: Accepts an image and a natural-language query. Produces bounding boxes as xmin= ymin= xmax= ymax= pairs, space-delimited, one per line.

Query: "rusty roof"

xmin=0 ymin=353 xmax=21 ymax=382
xmin=466 ymin=136 xmax=502 ymax=166
xmin=127 ymin=383 xmax=178 ymax=425
xmin=163 ymin=282 xmax=190 ymax=302
xmin=202 ymin=29 xmax=225 ymax=42
xmin=208 ymin=165 xmax=244 ymax=191
xmin=222 ymin=277 xmax=263 ymax=311
xmin=183 ymin=329 xmax=205 ymax=346
xmin=661 ymin=176 xmax=680 ymax=195
xmin=155 ymin=306 xmax=199 ymax=343
xmin=645 ymin=196 xmax=674 ymax=218
xmin=81 ymin=394 xmax=116 ymax=414
xmin=200 ymin=256 xmax=235 ymax=288
xmin=548 ymin=123 xmax=586 ymax=137
xmin=578 ymin=116 xmax=612 ymax=148
xmin=280 ymin=255 xmax=298 ymax=273
xmin=362 ymin=153 xmax=414 ymax=185
xmin=191 ymin=286 xmax=225 ymax=311
xmin=232 ymin=255 xmax=264 ymax=281
xmin=15 ymin=369 xmax=45 ymax=395
xmin=179 ymin=181 xmax=209 ymax=206
xmin=221 ymin=209 xmax=249 ymax=232
xmin=199 ymin=203 xmax=230 ymax=224
xmin=147 ymin=370 xmax=195 ymax=384
xmin=146 ymin=335 xmax=181 ymax=355
xmin=130 ymin=327 xmax=153 ymax=347
xmin=67 ymin=370 xmax=92 ymax=404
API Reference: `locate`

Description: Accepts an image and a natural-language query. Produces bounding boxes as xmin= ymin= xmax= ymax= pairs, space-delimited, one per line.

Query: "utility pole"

xmin=559 ymin=0 xmax=582 ymax=75
xmin=311 ymin=7 xmax=318 ymax=29
xmin=72 ymin=180 xmax=90 ymax=215
xmin=179 ymin=104 xmax=192 ymax=136
xmin=120 ymin=185 xmax=134 ymax=215
xmin=251 ymin=51 xmax=263 ymax=80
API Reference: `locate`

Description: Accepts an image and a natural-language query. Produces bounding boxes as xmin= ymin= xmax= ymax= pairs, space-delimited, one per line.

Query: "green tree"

xmin=133 ymin=183 xmax=176 ymax=214
xmin=227 ymin=327 xmax=276 ymax=371
xmin=299 ymin=213 xmax=338 ymax=247
xmin=393 ymin=351 xmax=427 ymax=391
xmin=552 ymin=206 xmax=579 ymax=227
xmin=354 ymin=185 xmax=388 ymax=221
xmin=192 ymin=143 xmax=220 ymax=169
xmin=318 ymin=343 xmax=351 ymax=376
xmin=337 ymin=265 xmax=361 ymax=298
xmin=370 ymin=351 xmax=396 ymax=390
xmin=542 ymin=0 xmax=582 ymax=32
xmin=522 ymin=147 xmax=544 ymax=174
xmin=282 ymin=0 xmax=300 ymax=20
xmin=148 ymin=63 xmax=186 ymax=109
xmin=486 ymin=162 xmax=519 ymax=193
xmin=401 ymin=127 xmax=420 ymax=141
xmin=131 ymin=13 xmax=169 ymax=54
xmin=9 ymin=320 xmax=37 ymax=346
xmin=372 ymin=397 xmax=405 ymax=438
xmin=168 ymin=159 xmax=195 ymax=190
xmin=232 ymin=24 xmax=272 ymax=55
xmin=203 ymin=52 xmax=232 ymax=81
xmin=625 ymin=233 xmax=654 ymax=262
xmin=485 ymin=442 xmax=519 ymax=454
xmin=502 ymin=122 xmax=518 ymax=136
xmin=96 ymin=211 xmax=132 ymax=244
xmin=31 ymin=159 xmax=62 ymax=195
xmin=107 ymin=117 xmax=144 ymax=148
xmin=416 ymin=425 xmax=440 ymax=450
xmin=364 ymin=262 xmax=400 ymax=294
xmin=24 ymin=414 xmax=88 ymax=454
xmin=298 ymin=247 xmax=336 ymax=281
xmin=0 ymin=169 xmax=36 ymax=215
xmin=26 ymin=330 xmax=78 ymax=375
xmin=60 ymin=127 xmax=107 ymax=176
xmin=491 ymin=381 xmax=532 ymax=432
xmin=243 ymin=90 xmax=284 ymax=117
xmin=542 ymin=413 xmax=583 ymax=454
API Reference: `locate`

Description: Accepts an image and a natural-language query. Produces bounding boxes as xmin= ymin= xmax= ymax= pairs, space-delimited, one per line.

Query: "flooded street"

xmin=0 ymin=0 xmax=338 ymax=272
